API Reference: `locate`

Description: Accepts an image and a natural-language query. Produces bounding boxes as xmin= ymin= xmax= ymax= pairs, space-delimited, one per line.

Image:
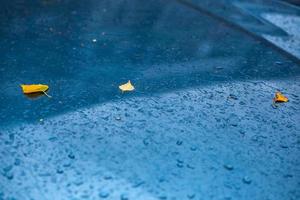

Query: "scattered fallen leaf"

xmin=273 ymin=92 xmax=288 ymax=103
xmin=21 ymin=84 xmax=48 ymax=93
xmin=119 ymin=80 xmax=134 ymax=92
xmin=21 ymin=84 xmax=51 ymax=98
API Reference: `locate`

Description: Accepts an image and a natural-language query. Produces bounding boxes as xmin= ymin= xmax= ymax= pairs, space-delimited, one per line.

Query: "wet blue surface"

xmin=0 ymin=0 xmax=300 ymax=200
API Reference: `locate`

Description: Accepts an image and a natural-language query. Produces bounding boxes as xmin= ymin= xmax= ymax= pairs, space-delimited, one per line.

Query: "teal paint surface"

xmin=0 ymin=0 xmax=299 ymax=199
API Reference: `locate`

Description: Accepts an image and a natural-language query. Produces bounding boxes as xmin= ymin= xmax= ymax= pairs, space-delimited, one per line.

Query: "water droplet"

xmin=242 ymin=176 xmax=252 ymax=184
xmin=186 ymin=164 xmax=195 ymax=169
xmin=215 ymin=66 xmax=223 ymax=70
xmin=158 ymin=177 xmax=165 ymax=182
xmin=103 ymin=175 xmax=113 ymax=180
xmin=228 ymin=94 xmax=238 ymax=100
xmin=284 ymin=174 xmax=293 ymax=178
xmin=187 ymin=194 xmax=196 ymax=199
xmin=177 ymin=163 xmax=184 ymax=168
xmin=120 ymin=194 xmax=129 ymax=200
xmin=9 ymin=133 xmax=14 ymax=142
xmin=280 ymin=144 xmax=288 ymax=149
xmin=132 ymin=181 xmax=145 ymax=188
xmin=73 ymin=179 xmax=83 ymax=186
xmin=3 ymin=165 xmax=13 ymax=172
xmin=56 ymin=168 xmax=64 ymax=174
xmin=239 ymin=130 xmax=245 ymax=135
xmin=143 ymin=138 xmax=149 ymax=146
xmin=14 ymin=159 xmax=21 ymax=166
xmin=4 ymin=172 xmax=14 ymax=180
xmin=48 ymin=137 xmax=58 ymax=142
xmin=190 ymin=146 xmax=197 ymax=151
xmin=63 ymin=162 xmax=71 ymax=168
xmin=68 ymin=153 xmax=75 ymax=159
xmin=99 ymin=190 xmax=109 ymax=198
xmin=224 ymin=164 xmax=234 ymax=171
xmin=159 ymin=195 xmax=167 ymax=200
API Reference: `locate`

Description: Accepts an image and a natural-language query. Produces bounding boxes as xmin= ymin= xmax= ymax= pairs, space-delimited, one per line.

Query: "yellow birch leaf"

xmin=273 ymin=92 xmax=288 ymax=103
xmin=21 ymin=84 xmax=51 ymax=97
xmin=119 ymin=80 xmax=135 ymax=92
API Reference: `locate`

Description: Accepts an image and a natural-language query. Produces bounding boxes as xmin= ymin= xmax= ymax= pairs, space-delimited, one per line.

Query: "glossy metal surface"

xmin=0 ymin=0 xmax=299 ymax=199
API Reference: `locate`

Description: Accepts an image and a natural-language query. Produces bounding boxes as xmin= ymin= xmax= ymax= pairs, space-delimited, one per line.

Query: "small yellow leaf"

xmin=273 ymin=92 xmax=288 ymax=103
xmin=21 ymin=84 xmax=51 ymax=97
xmin=119 ymin=80 xmax=135 ymax=92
